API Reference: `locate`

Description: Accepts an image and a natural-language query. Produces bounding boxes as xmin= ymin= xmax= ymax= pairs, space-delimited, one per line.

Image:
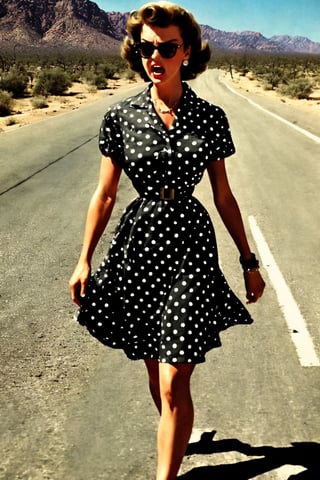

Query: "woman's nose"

xmin=151 ymin=47 xmax=161 ymax=59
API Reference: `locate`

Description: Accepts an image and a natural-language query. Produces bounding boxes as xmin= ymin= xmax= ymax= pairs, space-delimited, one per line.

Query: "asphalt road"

xmin=0 ymin=70 xmax=319 ymax=480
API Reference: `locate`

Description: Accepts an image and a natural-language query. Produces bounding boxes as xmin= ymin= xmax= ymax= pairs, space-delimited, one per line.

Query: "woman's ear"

xmin=184 ymin=45 xmax=191 ymax=60
xmin=182 ymin=46 xmax=191 ymax=66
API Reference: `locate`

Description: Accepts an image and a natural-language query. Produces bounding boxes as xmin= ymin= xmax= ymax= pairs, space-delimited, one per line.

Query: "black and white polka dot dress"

xmin=77 ymin=82 xmax=253 ymax=364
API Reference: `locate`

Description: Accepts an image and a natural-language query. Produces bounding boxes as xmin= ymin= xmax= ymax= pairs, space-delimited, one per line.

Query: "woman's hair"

xmin=121 ymin=1 xmax=211 ymax=81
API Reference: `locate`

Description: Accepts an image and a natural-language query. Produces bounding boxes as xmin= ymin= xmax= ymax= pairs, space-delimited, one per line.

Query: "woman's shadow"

xmin=179 ymin=430 xmax=319 ymax=479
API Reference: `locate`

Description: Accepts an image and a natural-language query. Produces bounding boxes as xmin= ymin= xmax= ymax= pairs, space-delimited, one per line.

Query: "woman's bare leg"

xmin=144 ymin=360 xmax=195 ymax=479
xmin=145 ymin=358 xmax=162 ymax=414
xmin=157 ymin=362 xmax=195 ymax=480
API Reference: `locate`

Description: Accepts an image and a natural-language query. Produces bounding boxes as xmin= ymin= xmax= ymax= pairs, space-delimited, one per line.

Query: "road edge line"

xmin=223 ymin=81 xmax=320 ymax=144
xmin=248 ymin=215 xmax=320 ymax=367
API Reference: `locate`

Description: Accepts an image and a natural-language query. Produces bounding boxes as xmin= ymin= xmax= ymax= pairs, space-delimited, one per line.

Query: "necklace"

xmin=152 ymin=97 xmax=180 ymax=115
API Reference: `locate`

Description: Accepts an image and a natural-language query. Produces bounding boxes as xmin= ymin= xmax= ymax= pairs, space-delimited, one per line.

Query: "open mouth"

xmin=152 ymin=65 xmax=165 ymax=75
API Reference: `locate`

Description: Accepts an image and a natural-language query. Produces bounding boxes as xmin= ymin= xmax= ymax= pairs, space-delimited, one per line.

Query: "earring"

xmin=182 ymin=59 xmax=189 ymax=67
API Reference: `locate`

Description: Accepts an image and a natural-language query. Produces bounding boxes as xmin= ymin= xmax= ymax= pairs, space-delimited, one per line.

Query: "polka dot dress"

xmin=77 ymin=83 xmax=253 ymax=364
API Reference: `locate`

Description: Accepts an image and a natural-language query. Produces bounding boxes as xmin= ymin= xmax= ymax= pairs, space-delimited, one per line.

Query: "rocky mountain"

xmin=202 ymin=27 xmax=320 ymax=54
xmin=0 ymin=0 xmax=127 ymax=50
xmin=0 ymin=0 xmax=319 ymax=54
xmin=202 ymin=26 xmax=282 ymax=52
xmin=270 ymin=35 xmax=320 ymax=54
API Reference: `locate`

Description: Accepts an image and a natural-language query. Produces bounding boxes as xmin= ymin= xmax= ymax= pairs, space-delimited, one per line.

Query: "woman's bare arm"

xmin=207 ymin=159 xmax=265 ymax=303
xmin=69 ymin=155 xmax=122 ymax=305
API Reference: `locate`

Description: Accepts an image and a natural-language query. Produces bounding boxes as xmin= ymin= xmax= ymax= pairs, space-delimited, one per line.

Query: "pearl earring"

xmin=182 ymin=59 xmax=189 ymax=67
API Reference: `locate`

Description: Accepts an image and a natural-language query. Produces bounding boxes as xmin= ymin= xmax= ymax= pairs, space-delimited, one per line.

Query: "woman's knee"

xmin=159 ymin=363 xmax=195 ymax=408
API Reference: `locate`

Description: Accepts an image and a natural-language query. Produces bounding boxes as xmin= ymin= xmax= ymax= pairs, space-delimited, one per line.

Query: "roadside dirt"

xmin=0 ymin=78 xmax=143 ymax=134
xmin=1 ymin=69 xmax=319 ymax=135
xmin=221 ymin=70 xmax=320 ymax=137
xmin=0 ymin=71 xmax=320 ymax=134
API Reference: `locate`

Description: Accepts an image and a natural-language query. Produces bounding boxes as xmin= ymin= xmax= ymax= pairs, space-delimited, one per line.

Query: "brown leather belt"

xmin=159 ymin=187 xmax=175 ymax=201
xmin=140 ymin=187 xmax=194 ymax=201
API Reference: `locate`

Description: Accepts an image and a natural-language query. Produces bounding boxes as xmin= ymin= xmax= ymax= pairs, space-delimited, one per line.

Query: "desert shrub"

xmin=97 ymin=63 xmax=117 ymax=79
xmin=262 ymin=75 xmax=281 ymax=91
xmin=280 ymin=78 xmax=313 ymax=99
xmin=91 ymin=73 xmax=108 ymax=89
xmin=81 ymin=69 xmax=93 ymax=82
xmin=0 ymin=90 xmax=14 ymax=116
xmin=33 ymin=68 xmax=72 ymax=96
xmin=5 ymin=117 xmax=18 ymax=126
xmin=124 ymin=69 xmax=136 ymax=81
xmin=67 ymin=69 xmax=82 ymax=82
xmin=31 ymin=96 xmax=48 ymax=109
xmin=86 ymin=84 xmax=97 ymax=94
xmin=0 ymin=69 xmax=28 ymax=98
xmin=83 ymin=70 xmax=108 ymax=89
xmin=263 ymin=69 xmax=283 ymax=90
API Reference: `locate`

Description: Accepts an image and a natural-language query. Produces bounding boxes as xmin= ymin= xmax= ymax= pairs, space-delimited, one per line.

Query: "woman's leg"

xmin=144 ymin=360 xmax=196 ymax=479
xmin=156 ymin=362 xmax=195 ymax=480
xmin=145 ymin=358 xmax=162 ymax=414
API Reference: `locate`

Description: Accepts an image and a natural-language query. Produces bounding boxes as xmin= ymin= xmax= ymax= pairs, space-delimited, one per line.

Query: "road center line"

xmin=248 ymin=215 xmax=320 ymax=367
xmin=223 ymin=81 xmax=320 ymax=144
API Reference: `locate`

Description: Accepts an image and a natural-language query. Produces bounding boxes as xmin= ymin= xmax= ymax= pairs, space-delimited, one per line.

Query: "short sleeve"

xmin=207 ymin=106 xmax=236 ymax=161
xmin=98 ymin=108 xmax=124 ymax=166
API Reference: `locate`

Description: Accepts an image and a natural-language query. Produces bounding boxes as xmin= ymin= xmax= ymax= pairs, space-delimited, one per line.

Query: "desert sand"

xmin=222 ymin=70 xmax=320 ymax=121
xmin=0 ymin=78 xmax=142 ymax=133
xmin=1 ymin=70 xmax=319 ymax=134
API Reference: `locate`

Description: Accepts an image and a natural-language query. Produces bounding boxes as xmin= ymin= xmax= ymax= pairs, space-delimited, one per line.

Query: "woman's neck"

xmin=151 ymin=82 xmax=183 ymax=107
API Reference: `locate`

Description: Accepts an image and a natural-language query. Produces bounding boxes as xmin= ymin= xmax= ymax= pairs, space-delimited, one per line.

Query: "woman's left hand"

xmin=243 ymin=269 xmax=266 ymax=304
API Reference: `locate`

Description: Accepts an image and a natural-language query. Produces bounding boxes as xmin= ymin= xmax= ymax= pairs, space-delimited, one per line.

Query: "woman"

xmin=69 ymin=2 xmax=265 ymax=479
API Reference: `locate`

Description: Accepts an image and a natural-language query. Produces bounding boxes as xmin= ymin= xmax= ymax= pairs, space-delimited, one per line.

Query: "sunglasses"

xmin=135 ymin=41 xmax=183 ymax=59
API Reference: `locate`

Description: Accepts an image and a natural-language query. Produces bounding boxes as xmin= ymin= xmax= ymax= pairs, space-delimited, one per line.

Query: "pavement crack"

xmin=0 ymin=135 xmax=97 ymax=197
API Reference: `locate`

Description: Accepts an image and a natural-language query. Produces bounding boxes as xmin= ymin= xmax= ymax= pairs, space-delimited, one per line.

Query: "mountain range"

xmin=0 ymin=0 xmax=319 ymax=54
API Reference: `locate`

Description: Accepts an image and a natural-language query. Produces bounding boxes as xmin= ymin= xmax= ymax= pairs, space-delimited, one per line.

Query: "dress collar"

xmin=129 ymin=82 xmax=196 ymax=111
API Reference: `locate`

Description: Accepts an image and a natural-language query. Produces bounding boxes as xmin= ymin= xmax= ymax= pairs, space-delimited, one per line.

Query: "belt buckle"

xmin=160 ymin=187 xmax=175 ymax=201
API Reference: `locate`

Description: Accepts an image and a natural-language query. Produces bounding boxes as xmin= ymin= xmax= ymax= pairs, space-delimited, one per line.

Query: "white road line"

xmin=276 ymin=465 xmax=306 ymax=479
xmin=223 ymin=82 xmax=320 ymax=144
xmin=248 ymin=215 xmax=320 ymax=367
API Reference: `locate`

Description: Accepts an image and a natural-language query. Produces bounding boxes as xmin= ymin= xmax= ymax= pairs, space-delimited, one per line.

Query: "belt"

xmin=160 ymin=187 xmax=175 ymax=200
xmin=140 ymin=187 xmax=194 ymax=201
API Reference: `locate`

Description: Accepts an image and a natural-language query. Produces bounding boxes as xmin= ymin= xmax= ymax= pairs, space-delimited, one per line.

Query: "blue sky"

xmin=95 ymin=0 xmax=320 ymax=42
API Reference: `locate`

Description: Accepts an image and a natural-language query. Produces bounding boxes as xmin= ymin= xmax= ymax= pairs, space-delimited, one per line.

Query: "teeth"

xmin=153 ymin=65 xmax=164 ymax=73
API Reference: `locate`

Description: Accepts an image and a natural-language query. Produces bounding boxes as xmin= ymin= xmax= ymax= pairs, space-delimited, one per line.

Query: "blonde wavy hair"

xmin=121 ymin=1 xmax=211 ymax=81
